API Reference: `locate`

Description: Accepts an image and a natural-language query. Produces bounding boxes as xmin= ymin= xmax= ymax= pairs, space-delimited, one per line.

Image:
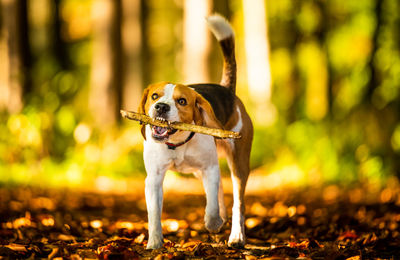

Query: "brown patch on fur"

xmin=139 ymin=82 xmax=169 ymax=114
xmin=173 ymin=84 xmax=223 ymax=129
xmin=138 ymin=82 xmax=170 ymax=139
xmin=195 ymin=93 xmax=223 ymax=129
xmin=223 ymin=98 xmax=240 ymax=131
xmin=217 ymin=97 xmax=253 ymax=160
xmin=172 ymin=84 xmax=197 ymax=125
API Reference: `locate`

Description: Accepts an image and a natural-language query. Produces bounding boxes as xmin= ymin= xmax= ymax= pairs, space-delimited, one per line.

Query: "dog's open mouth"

xmin=151 ymin=118 xmax=177 ymax=141
xmin=151 ymin=126 xmax=177 ymax=140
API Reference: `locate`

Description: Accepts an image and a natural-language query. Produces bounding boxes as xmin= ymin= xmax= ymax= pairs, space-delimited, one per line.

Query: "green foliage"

xmin=1 ymin=0 xmax=399 ymax=189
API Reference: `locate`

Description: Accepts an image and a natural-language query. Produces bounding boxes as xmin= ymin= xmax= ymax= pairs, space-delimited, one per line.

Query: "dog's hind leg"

xmin=219 ymin=179 xmax=227 ymax=223
xmin=226 ymin=148 xmax=250 ymax=248
xmin=195 ymin=168 xmax=226 ymax=228
xmin=225 ymin=109 xmax=253 ymax=248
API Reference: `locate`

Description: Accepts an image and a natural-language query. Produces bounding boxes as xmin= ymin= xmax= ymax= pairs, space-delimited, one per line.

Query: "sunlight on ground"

xmin=250 ymin=164 xmax=305 ymax=189
xmin=84 ymin=165 xmax=308 ymax=195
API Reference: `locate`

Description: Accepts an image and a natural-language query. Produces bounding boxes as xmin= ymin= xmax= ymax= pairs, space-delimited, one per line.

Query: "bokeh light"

xmin=0 ymin=0 xmax=398 ymax=192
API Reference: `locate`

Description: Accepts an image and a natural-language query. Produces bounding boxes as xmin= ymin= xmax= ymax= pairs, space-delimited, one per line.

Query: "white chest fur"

xmin=143 ymin=127 xmax=219 ymax=174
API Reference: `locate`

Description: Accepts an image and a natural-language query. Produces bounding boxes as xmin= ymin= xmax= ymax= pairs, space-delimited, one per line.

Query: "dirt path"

xmin=1 ymin=185 xmax=400 ymax=259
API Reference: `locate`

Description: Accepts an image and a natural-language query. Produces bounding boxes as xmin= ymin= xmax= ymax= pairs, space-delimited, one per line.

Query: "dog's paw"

xmin=146 ymin=236 xmax=164 ymax=249
xmin=228 ymin=232 xmax=246 ymax=248
xmin=205 ymin=214 xmax=224 ymax=233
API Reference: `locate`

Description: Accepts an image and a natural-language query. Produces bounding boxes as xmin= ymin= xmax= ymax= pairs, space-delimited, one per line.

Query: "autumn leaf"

xmin=338 ymin=231 xmax=358 ymax=241
xmin=1 ymin=186 xmax=400 ymax=259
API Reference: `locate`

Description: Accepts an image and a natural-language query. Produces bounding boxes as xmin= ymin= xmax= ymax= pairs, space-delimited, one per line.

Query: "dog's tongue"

xmin=154 ymin=126 xmax=168 ymax=135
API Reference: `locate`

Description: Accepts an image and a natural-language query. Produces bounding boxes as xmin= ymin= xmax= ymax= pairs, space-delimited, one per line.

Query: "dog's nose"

xmin=154 ymin=103 xmax=170 ymax=114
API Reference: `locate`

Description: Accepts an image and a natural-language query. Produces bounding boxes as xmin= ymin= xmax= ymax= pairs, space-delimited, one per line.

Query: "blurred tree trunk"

xmin=182 ymin=0 xmax=212 ymax=84
xmin=0 ymin=3 xmax=7 ymax=110
xmin=212 ymin=0 xmax=231 ymax=19
xmin=113 ymin=0 xmax=123 ymax=123
xmin=287 ymin=3 xmax=301 ymax=123
xmin=28 ymin=0 xmax=52 ymax=62
xmin=365 ymin=0 xmax=383 ymax=102
xmin=396 ymin=2 xmax=400 ymax=175
xmin=144 ymin=1 xmax=182 ymax=83
xmin=89 ymin=0 xmax=119 ymax=127
xmin=121 ymin=0 xmax=143 ymax=112
xmin=17 ymin=0 xmax=32 ymax=98
xmin=54 ymin=0 xmax=69 ymax=70
xmin=300 ymin=3 xmax=328 ymax=122
xmin=242 ymin=0 xmax=274 ymax=125
xmin=140 ymin=0 xmax=150 ymax=87
xmin=0 ymin=0 xmax=23 ymax=113
xmin=210 ymin=0 xmax=231 ymax=83
xmin=317 ymin=1 xmax=333 ymax=119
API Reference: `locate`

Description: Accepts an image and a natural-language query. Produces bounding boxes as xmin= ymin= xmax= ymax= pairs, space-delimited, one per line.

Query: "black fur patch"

xmin=189 ymin=84 xmax=235 ymax=125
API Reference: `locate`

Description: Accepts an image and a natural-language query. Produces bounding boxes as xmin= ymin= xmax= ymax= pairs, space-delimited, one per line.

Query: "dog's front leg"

xmin=202 ymin=165 xmax=224 ymax=233
xmin=145 ymin=172 xmax=165 ymax=249
xmin=143 ymin=137 xmax=170 ymax=249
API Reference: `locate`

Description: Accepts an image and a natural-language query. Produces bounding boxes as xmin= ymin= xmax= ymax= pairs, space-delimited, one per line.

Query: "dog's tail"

xmin=206 ymin=14 xmax=236 ymax=94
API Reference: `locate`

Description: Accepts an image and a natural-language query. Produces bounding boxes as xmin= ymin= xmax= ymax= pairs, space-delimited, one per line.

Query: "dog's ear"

xmin=193 ymin=105 xmax=203 ymax=126
xmin=138 ymin=87 xmax=150 ymax=115
xmin=194 ymin=93 xmax=223 ymax=129
xmin=138 ymin=87 xmax=150 ymax=140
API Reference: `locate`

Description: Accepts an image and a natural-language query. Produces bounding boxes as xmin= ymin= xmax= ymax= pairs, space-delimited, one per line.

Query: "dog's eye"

xmin=177 ymin=98 xmax=187 ymax=106
xmin=151 ymin=93 xmax=159 ymax=100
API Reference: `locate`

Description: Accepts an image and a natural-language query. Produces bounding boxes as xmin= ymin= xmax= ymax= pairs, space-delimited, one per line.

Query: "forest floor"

xmin=1 ymin=181 xmax=400 ymax=259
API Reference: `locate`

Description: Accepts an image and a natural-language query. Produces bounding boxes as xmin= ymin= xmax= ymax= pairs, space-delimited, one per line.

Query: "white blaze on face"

xmin=149 ymin=83 xmax=180 ymax=121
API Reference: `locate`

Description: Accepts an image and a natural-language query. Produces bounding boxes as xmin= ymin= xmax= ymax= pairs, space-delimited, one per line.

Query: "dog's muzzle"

xmin=154 ymin=102 xmax=170 ymax=116
xmin=151 ymin=120 xmax=177 ymax=141
xmin=151 ymin=102 xmax=177 ymax=141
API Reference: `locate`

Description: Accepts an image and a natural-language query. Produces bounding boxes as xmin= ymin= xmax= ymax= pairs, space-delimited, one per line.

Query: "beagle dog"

xmin=138 ymin=14 xmax=253 ymax=249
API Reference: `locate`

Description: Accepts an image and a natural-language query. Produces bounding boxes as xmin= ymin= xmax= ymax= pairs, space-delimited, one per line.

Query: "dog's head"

xmin=138 ymin=82 xmax=222 ymax=142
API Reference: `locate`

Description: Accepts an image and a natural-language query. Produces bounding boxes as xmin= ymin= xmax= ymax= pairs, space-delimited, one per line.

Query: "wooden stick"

xmin=120 ymin=110 xmax=241 ymax=139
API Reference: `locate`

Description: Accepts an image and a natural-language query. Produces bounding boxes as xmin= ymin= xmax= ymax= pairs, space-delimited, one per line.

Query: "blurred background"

xmin=1 ymin=0 xmax=399 ymax=193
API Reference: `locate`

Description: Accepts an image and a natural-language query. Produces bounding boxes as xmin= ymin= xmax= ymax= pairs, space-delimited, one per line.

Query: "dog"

xmin=138 ymin=14 xmax=253 ymax=249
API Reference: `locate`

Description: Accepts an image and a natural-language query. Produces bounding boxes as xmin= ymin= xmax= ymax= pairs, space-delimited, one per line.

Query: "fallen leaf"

xmin=58 ymin=234 xmax=76 ymax=241
xmin=338 ymin=231 xmax=358 ymax=241
xmin=134 ymin=233 xmax=145 ymax=244
xmin=5 ymin=244 xmax=27 ymax=252
xmin=182 ymin=240 xmax=201 ymax=249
